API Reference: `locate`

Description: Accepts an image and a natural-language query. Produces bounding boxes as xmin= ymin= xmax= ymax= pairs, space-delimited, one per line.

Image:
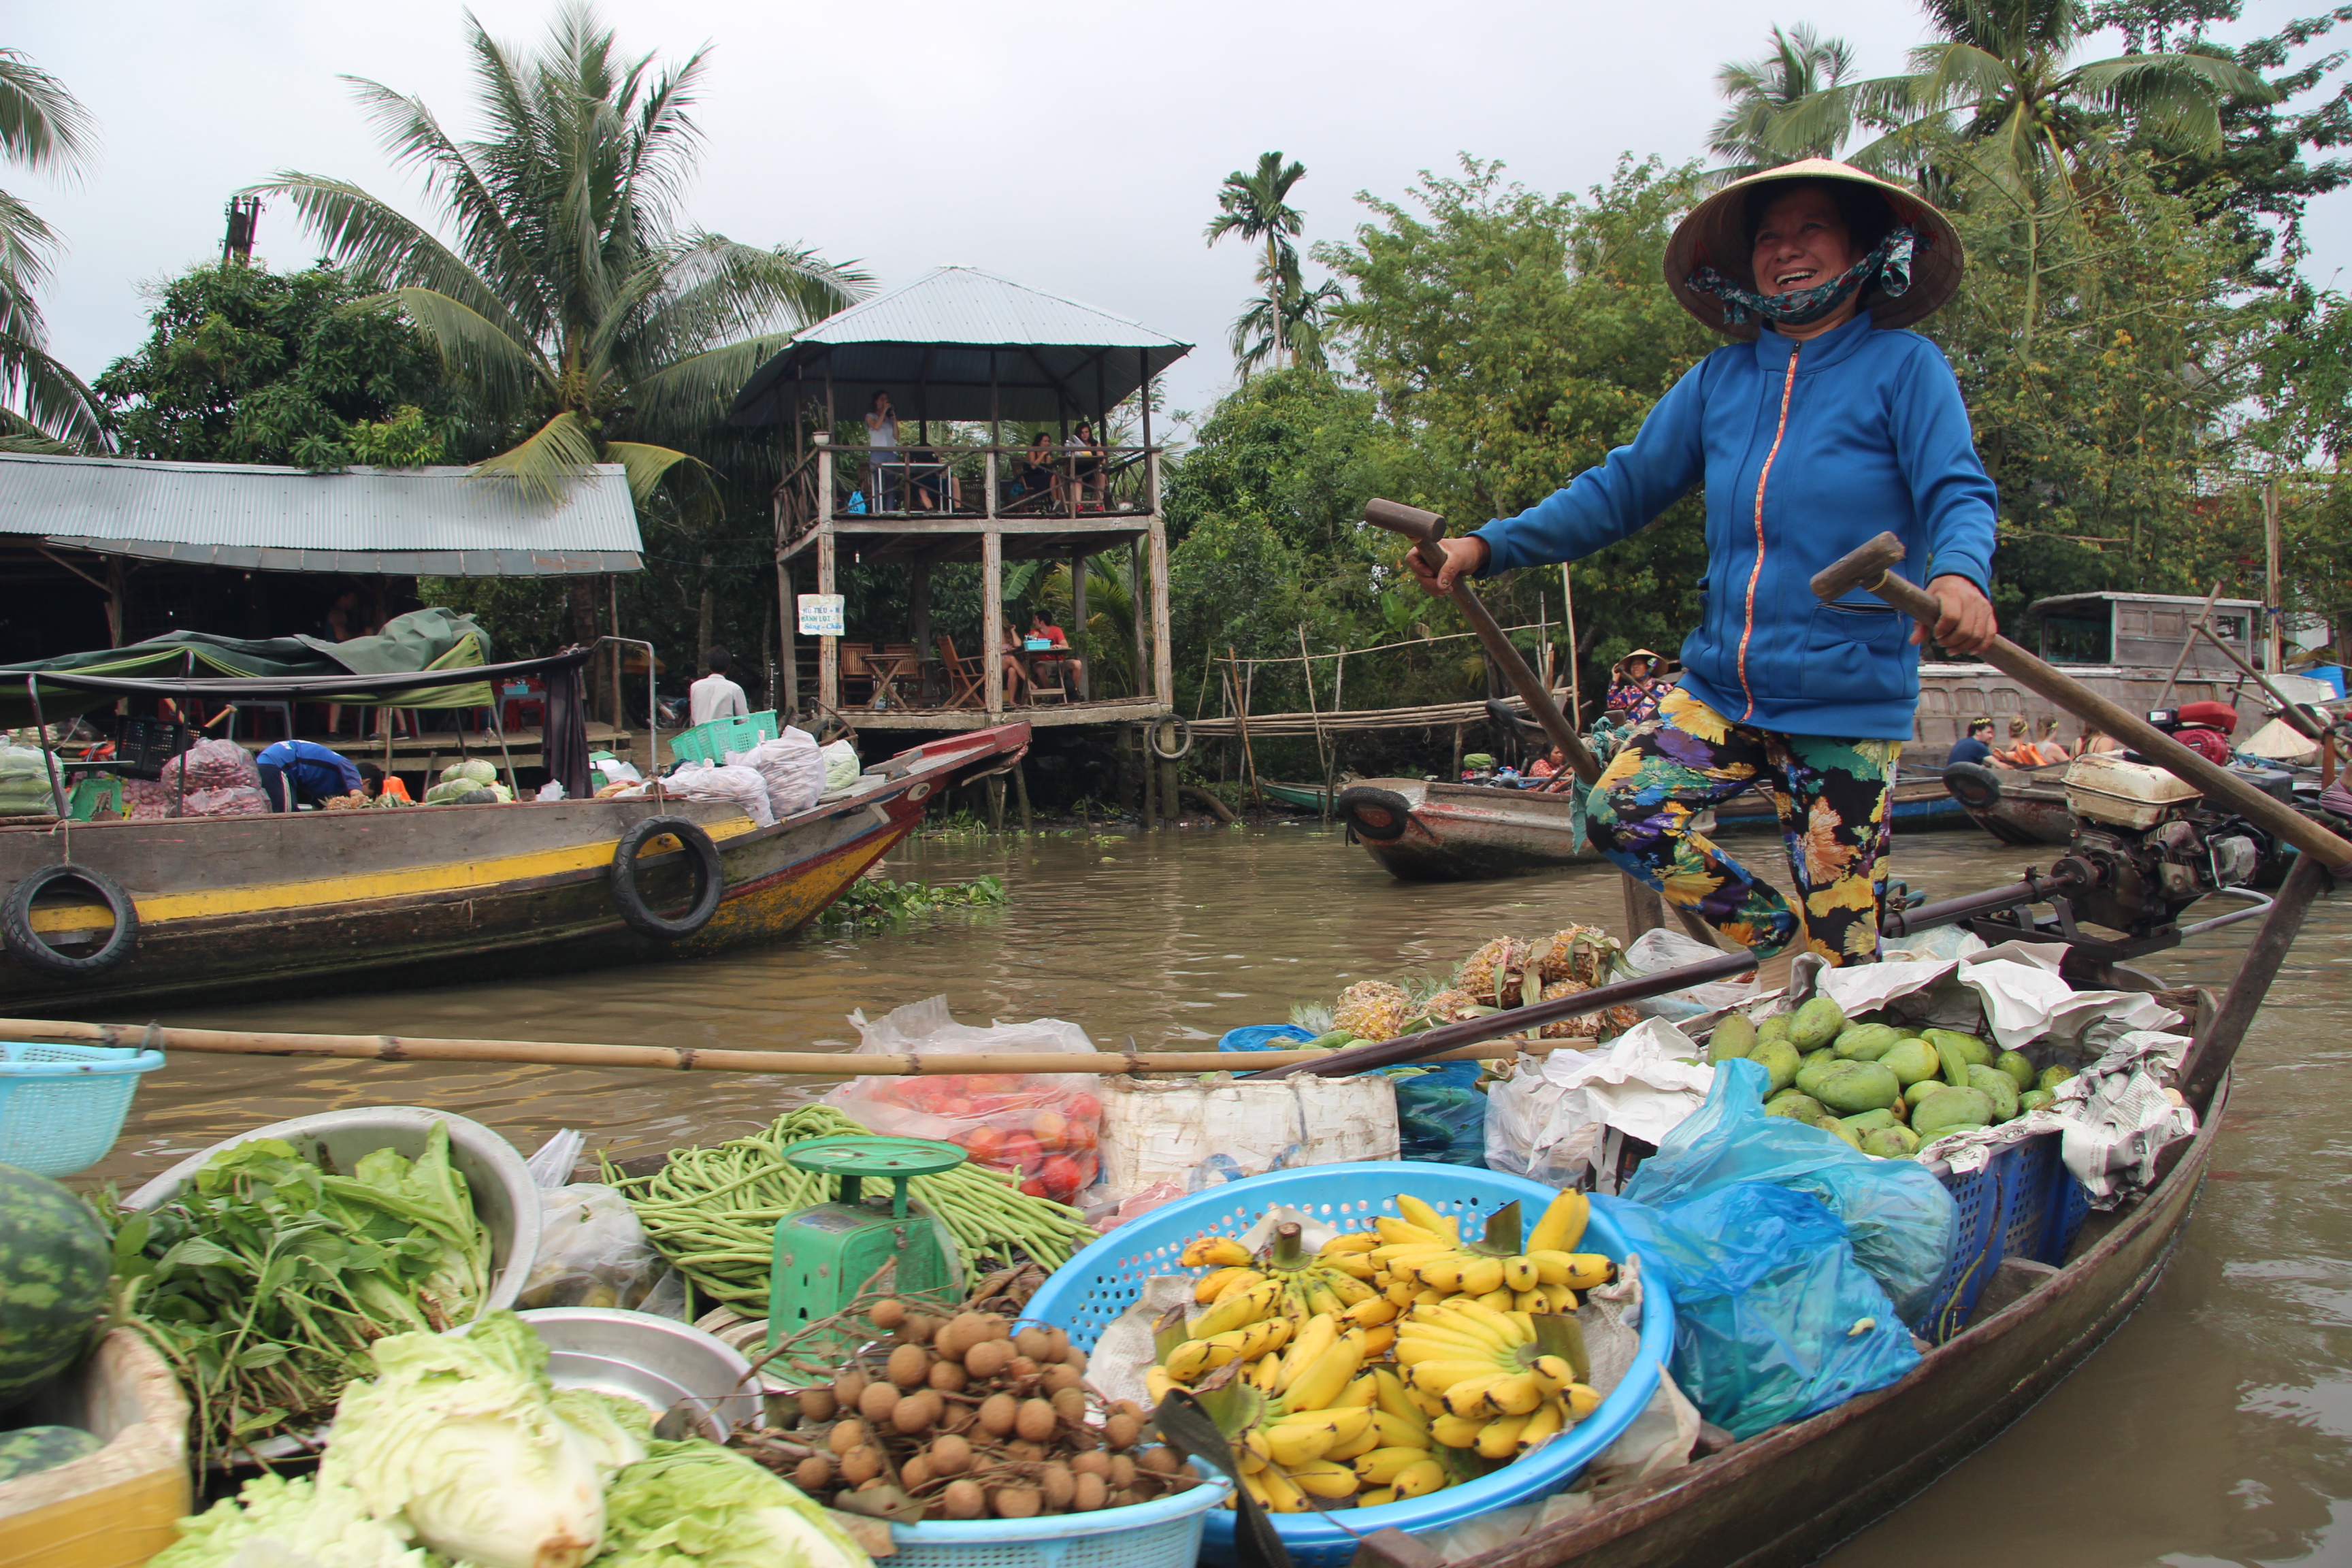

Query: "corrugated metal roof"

xmin=730 ymin=266 xmax=1191 ymax=427
xmin=0 ymin=452 xmax=643 ymax=576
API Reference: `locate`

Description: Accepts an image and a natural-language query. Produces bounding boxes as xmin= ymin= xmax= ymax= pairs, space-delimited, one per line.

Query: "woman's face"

xmin=1750 ymin=187 xmax=1859 ymax=299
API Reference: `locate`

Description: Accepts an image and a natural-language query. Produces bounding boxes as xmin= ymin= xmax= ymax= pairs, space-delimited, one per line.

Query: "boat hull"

xmin=0 ymin=725 xmax=1027 ymax=1012
xmin=1712 ymin=774 xmax=1974 ymax=834
xmin=1465 ymin=1075 xmax=2222 ymax=1568
xmin=1942 ymin=762 xmax=2089 ymax=847
xmin=1337 ymin=779 xmax=1601 ymax=881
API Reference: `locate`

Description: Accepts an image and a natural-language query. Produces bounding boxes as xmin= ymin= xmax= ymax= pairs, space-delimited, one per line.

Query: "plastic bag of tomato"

xmin=819 ymin=996 xmax=1108 ymax=1204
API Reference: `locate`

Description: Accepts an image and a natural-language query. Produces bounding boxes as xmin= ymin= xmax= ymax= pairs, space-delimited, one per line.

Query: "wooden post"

xmin=987 ymin=774 xmax=1006 ymax=832
xmin=104 ymin=557 xmax=124 ymax=648
xmin=1148 ymin=453 xmax=1173 ymax=706
xmin=2264 ymin=481 xmax=2283 ymax=672
xmin=816 ymin=440 xmax=838 ymax=711
xmin=1232 ymin=650 xmax=1263 ymax=804
xmin=982 ymin=529 xmax=1004 ymax=717
xmin=606 ymin=574 xmax=623 ymax=734
xmin=1137 ymin=725 xmax=1156 ymax=824
xmin=1130 ymin=542 xmax=1148 ymax=704
xmin=778 ymin=558 xmax=798 ymax=714
xmin=1299 ymin=624 xmax=1330 ymax=823
xmin=1452 ymin=722 xmax=1465 ymax=781
xmin=1012 ymin=756 xmax=1034 ymax=832
xmin=2155 ymin=579 xmax=2224 ymax=713
xmin=1561 ymin=564 xmax=1582 ymax=727
xmin=910 ymin=559 xmax=933 ymax=706
xmin=1161 ymin=751 xmax=1179 ymax=830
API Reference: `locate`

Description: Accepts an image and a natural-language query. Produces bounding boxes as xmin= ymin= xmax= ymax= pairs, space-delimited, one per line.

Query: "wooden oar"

xmin=1812 ymin=533 xmax=2352 ymax=870
xmin=1365 ymin=497 xmax=1701 ymax=941
xmin=0 ymin=1017 xmax=1587 ymax=1076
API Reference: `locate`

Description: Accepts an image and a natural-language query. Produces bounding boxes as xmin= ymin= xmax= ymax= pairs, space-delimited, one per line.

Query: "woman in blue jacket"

xmin=1409 ymin=160 xmax=1999 ymax=967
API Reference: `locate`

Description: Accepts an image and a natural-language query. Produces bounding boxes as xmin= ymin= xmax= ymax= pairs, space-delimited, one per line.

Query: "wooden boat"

xmin=0 ymin=723 xmax=1028 ymax=1013
xmin=1335 ymin=777 xmax=1604 ymax=881
xmin=1256 ymin=779 xmax=1335 ymax=812
xmin=1940 ymin=760 xmax=2075 ymax=845
xmin=1712 ymin=771 xmax=1975 ymax=834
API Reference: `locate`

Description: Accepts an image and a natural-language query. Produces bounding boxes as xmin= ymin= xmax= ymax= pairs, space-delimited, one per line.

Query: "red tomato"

xmin=962 ymin=1125 xmax=1007 ymax=1164
xmin=998 ymin=1132 xmax=1041 ymax=1169
xmin=1064 ymin=1119 xmax=1099 ymax=1154
xmin=1030 ymin=1109 xmax=1069 ymax=1152
xmin=1020 ymin=1173 xmax=1051 ymax=1198
xmin=1039 ymin=1154 xmax=1084 ymax=1203
xmin=1068 ymin=1092 xmax=1102 ymax=1122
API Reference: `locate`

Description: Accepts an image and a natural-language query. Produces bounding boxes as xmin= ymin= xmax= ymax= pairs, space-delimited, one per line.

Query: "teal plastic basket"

xmin=1020 ymin=1162 xmax=1675 ymax=1568
xmin=886 ymin=1469 xmax=1228 ymax=1568
xmin=667 ymin=710 xmax=779 ymax=768
xmin=0 ymin=1041 xmax=165 ymax=1177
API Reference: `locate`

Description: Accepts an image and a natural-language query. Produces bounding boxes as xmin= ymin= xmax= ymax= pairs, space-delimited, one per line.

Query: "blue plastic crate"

xmin=1916 ymin=1128 xmax=2091 ymax=1339
xmin=1021 ymin=1161 xmax=1675 ymax=1568
xmin=666 ymin=710 xmax=780 ymax=768
xmin=0 ymin=1041 xmax=166 ymax=1177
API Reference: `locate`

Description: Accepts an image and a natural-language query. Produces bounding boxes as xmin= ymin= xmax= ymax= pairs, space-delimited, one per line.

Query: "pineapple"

xmin=1332 ymin=980 xmax=1411 ymax=1042
xmin=1456 ymin=936 xmax=1531 ymax=1006
xmin=1535 ymin=979 xmax=1605 ymax=1039
xmin=1407 ymin=987 xmax=1483 ymax=1030
xmin=1535 ymin=926 xmax=1616 ymax=987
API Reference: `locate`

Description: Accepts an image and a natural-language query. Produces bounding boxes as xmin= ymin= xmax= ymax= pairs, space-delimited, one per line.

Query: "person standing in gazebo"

xmin=865 ymin=391 xmax=900 ymax=510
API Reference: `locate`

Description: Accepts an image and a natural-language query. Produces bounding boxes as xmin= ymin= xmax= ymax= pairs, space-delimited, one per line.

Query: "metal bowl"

xmin=514 ymin=1307 xmax=760 ymax=1441
xmin=122 ymin=1105 xmax=540 ymax=1315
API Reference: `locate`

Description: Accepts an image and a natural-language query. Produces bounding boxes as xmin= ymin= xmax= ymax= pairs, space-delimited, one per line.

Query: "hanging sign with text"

xmin=796 ymin=594 xmax=845 ymax=636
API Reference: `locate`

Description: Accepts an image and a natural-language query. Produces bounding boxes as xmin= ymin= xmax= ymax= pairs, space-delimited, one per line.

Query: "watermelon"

xmin=0 ymin=1162 xmax=110 ymax=1405
xmin=0 ymin=1424 xmax=102 ymax=1482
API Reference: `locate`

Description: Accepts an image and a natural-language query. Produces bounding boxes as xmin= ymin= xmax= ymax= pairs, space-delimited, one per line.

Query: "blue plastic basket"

xmin=0 ymin=1041 xmax=165 ymax=1177
xmin=1021 ymin=1162 xmax=1675 ymax=1568
xmin=666 ymin=710 xmax=780 ymax=768
xmin=887 ymin=1469 xmax=1230 ymax=1568
xmin=1916 ymin=1128 xmax=2091 ymax=1339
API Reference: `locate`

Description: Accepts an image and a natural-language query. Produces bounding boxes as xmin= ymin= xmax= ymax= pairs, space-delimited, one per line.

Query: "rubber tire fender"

xmin=1941 ymin=761 xmax=2004 ymax=811
xmin=2 ymin=863 xmax=139 ymax=979
xmin=1147 ymin=715 xmax=1194 ymax=762
xmin=610 ymin=814 xmax=725 ymax=940
xmin=1337 ymin=785 xmax=1414 ymax=842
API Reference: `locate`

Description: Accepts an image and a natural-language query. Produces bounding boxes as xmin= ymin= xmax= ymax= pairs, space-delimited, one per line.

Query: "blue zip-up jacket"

xmin=255 ymin=739 xmax=363 ymax=801
xmin=1471 ymin=313 xmax=1997 ymax=740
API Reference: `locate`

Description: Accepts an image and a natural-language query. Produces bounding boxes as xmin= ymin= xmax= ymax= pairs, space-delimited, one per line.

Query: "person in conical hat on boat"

xmin=1605 ymin=649 xmax=1671 ymax=725
xmin=1406 ymin=159 xmax=1999 ymax=968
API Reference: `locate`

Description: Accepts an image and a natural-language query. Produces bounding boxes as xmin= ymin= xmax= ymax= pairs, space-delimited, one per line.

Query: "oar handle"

xmin=1364 ymin=498 xmax=1603 ymax=785
xmin=1814 ymin=532 xmax=2352 ymax=872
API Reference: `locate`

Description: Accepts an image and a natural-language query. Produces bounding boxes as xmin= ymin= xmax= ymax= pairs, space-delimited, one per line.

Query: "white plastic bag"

xmin=1619 ymin=928 xmax=1759 ymax=1020
xmin=819 ymin=739 xmax=860 ymax=794
xmin=518 ymin=1183 xmax=660 ymax=1309
xmin=1484 ymin=1019 xmax=1715 ymax=1191
xmin=660 ymin=760 xmax=776 ymax=827
xmin=729 ymin=728 xmax=826 ymax=818
xmin=1095 ymin=1073 xmax=1399 ymax=1202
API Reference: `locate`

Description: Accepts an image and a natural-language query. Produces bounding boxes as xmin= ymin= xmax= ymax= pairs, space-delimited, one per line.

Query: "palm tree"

xmin=1710 ymin=24 xmax=1857 ymax=182
xmin=255 ymin=3 xmax=864 ymax=505
xmin=1231 ymin=248 xmax=1342 ymax=377
xmin=1206 ymin=151 xmax=1308 ymax=372
xmin=1770 ymin=0 xmax=2268 ymax=191
xmin=0 ymin=49 xmax=105 ymax=452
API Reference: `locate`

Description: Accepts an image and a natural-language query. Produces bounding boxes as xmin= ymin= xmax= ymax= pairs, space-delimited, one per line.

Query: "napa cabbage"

xmin=149 ymin=1473 xmax=440 ymax=1568
xmin=597 ymin=1440 xmax=872 ymax=1568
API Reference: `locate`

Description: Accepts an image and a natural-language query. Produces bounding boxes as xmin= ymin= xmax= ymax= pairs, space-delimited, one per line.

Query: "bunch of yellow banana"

xmin=1370 ymin=1193 xmax=1613 ymax=1316
xmin=1169 ymin=1312 xmax=1416 ymax=1514
xmin=1181 ymin=1226 xmax=1386 ymax=1330
xmin=1394 ymin=1298 xmax=1602 ymax=1460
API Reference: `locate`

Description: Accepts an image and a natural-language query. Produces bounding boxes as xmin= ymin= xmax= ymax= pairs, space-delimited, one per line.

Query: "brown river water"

xmin=85 ymin=821 xmax=2352 ymax=1567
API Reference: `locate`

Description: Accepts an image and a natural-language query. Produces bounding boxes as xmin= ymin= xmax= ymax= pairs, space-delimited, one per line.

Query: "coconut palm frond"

xmin=472 ymin=409 xmax=604 ymax=504
xmin=379 ymin=286 xmax=551 ymax=419
xmin=0 ymin=323 xmax=109 ymax=452
xmin=0 ymin=50 xmax=96 ymax=179
xmin=602 ymin=438 xmax=705 ymax=505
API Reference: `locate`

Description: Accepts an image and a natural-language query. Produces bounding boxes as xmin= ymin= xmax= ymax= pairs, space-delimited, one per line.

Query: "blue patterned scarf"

xmin=1687 ymin=225 xmax=1921 ymax=329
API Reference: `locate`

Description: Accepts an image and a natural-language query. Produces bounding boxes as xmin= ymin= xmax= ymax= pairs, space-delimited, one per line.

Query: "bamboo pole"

xmin=2154 ymin=580 xmax=2225 ymax=713
xmin=1298 ymin=623 xmax=1330 ymax=821
xmin=0 ymin=1017 xmax=1565 ymax=1075
xmin=1231 ymin=647 xmax=1262 ymax=805
xmin=1561 ymin=563 xmax=1582 ymax=728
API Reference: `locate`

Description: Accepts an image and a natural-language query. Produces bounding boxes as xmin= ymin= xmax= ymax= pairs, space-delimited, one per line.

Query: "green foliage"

xmin=94 ymin=263 xmax=455 ymax=468
xmin=813 ymin=873 xmax=1007 ymax=928
xmin=0 ymin=48 xmax=105 ymax=449
xmin=416 ymin=576 xmax=575 ymax=664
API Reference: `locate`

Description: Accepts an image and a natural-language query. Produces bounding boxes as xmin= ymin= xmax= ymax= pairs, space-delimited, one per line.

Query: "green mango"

xmin=1923 ymin=1028 xmax=1994 ymax=1068
xmin=1833 ymin=1023 xmax=1904 ymax=1062
xmin=2038 ymin=1064 xmax=2077 ymax=1093
xmin=1757 ymin=1014 xmax=1792 ymax=1045
xmin=1747 ymin=1040 xmax=1801 ymax=1095
xmin=1995 ymin=1049 xmax=2037 ymax=1093
xmin=1821 ymin=1118 xmax=1865 ymax=1149
xmin=1764 ymin=1092 xmax=1829 ymax=1122
xmin=1794 ymin=1054 xmax=1841 ymax=1100
xmin=1709 ymin=1014 xmax=1757 ymax=1064
xmin=1840 ymin=1109 xmax=1899 ymax=1134
xmin=1788 ymin=996 xmax=1847 ymax=1050
xmin=2019 ymin=1088 xmax=2055 ymax=1114
xmin=1814 ymin=1060 xmax=1903 ymax=1115
xmin=1862 ymin=1125 xmax=1922 ymax=1159
xmin=1967 ymin=1063 xmax=2022 ymax=1122
xmin=1881 ymin=1037 xmax=1942 ymax=1088
xmin=1912 ymin=1085 xmax=1997 ymax=1135
xmin=1906 ymin=1077 xmax=1946 ymax=1112
xmin=1936 ymin=1039 xmax=1972 ymax=1089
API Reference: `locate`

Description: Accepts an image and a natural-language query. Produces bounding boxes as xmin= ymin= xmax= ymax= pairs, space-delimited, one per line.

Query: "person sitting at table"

xmin=1027 ymin=606 xmax=1085 ymax=698
xmin=1068 ymin=421 xmax=1105 ymax=508
xmin=994 ymin=615 xmax=1029 ymax=703
xmin=1015 ymin=432 xmax=1058 ymax=506
xmin=255 ymin=738 xmax=366 ymax=811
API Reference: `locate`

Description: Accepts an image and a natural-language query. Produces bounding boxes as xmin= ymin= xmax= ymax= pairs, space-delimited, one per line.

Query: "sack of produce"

xmin=823 ymin=995 xmax=1102 ymax=1205
xmin=176 ymin=736 xmax=261 ymax=791
xmin=181 ymin=785 xmax=270 ymax=817
xmin=1482 ymin=1019 xmax=1716 ymax=1192
xmin=518 ymin=1183 xmax=660 ymax=1309
xmin=0 ymin=741 xmax=53 ymax=813
xmin=728 ymin=727 xmax=827 ymax=819
xmin=1096 ymin=1070 xmax=1398 ymax=1201
xmin=1215 ymin=1024 xmax=1470 ymax=1169
xmin=660 ymin=760 xmax=776 ymax=827
xmin=820 ymin=738 xmax=860 ymax=794
xmin=1620 ymin=1058 xmax=1957 ymax=1324
xmin=1601 ymin=1180 xmax=1920 ymax=1438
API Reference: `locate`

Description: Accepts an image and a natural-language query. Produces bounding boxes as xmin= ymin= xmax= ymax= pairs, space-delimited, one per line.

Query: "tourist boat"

xmin=1711 ymin=770 xmax=1976 ymax=834
xmin=1940 ymin=760 xmax=2076 ymax=845
xmin=0 ymin=722 xmax=1029 ymax=1013
xmin=1334 ymin=777 xmax=1605 ymax=880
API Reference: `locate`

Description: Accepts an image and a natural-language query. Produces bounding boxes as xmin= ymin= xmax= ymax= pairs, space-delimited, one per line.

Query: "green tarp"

xmin=0 ymin=608 xmax=497 ymax=728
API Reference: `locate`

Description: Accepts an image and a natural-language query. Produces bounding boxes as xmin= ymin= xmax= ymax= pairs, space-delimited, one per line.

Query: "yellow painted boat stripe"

xmin=27 ymin=815 xmax=760 ymax=930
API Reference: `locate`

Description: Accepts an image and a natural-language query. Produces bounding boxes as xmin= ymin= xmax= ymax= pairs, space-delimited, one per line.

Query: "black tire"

xmin=1146 ymin=715 xmax=1193 ymax=762
xmin=1942 ymin=762 xmax=2004 ymax=811
xmin=610 ymin=815 xmax=724 ymax=941
xmin=2 ymin=864 xmax=139 ymax=979
xmin=1337 ymin=785 xmax=1414 ymax=842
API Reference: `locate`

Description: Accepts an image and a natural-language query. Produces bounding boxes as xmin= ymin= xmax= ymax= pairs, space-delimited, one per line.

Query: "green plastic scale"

xmin=767 ymin=1134 xmax=967 ymax=1352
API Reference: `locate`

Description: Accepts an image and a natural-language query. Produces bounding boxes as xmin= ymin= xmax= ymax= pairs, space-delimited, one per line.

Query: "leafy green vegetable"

xmin=598 ymin=1440 xmax=871 ymax=1568
xmin=114 ymin=1121 xmax=493 ymax=1469
xmin=149 ymin=1472 xmax=442 ymax=1568
xmin=321 ymin=1313 xmax=645 ymax=1568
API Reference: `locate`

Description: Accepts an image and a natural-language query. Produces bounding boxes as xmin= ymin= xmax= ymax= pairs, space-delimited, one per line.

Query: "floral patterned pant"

xmin=1587 ymin=687 xmax=1900 ymax=964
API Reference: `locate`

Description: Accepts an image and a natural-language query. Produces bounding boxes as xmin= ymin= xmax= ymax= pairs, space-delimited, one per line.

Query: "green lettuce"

xmin=321 ymin=1313 xmax=645 ymax=1568
xmin=150 ymin=1473 xmax=442 ymax=1568
xmin=597 ymin=1440 xmax=872 ymax=1568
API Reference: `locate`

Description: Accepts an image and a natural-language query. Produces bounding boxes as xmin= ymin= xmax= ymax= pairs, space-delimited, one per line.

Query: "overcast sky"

xmin=16 ymin=0 xmax=2352 ymax=434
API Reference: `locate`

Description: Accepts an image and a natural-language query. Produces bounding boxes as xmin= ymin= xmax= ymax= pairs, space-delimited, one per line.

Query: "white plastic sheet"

xmin=1484 ymin=1019 xmax=1715 ymax=1191
xmin=1095 ymin=1072 xmax=1398 ymax=1200
xmin=728 ymin=728 xmax=826 ymax=819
